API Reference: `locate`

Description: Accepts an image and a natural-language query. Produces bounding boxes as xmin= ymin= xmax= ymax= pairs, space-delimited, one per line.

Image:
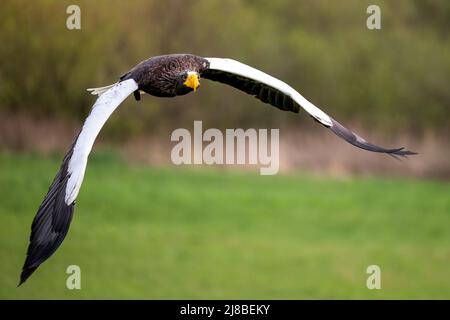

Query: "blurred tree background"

xmin=2 ymin=1 xmax=450 ymax=299
xmin=1 ymin=0 xmax=449 ymax=141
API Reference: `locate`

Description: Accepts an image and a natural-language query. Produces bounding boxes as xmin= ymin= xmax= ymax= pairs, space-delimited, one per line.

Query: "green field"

xmin=0 ymin=151 xmax=449 ymax=299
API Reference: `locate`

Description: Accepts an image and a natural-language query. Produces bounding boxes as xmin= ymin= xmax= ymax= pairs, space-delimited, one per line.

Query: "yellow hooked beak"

xmin=183 ymin=73 xmax=200 ymax=91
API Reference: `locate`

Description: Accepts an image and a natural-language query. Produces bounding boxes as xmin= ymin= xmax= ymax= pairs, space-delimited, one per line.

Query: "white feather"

xmin=65 ymin=79 xmax=138 ymax=204
xmin=205 ymin=58 xmax=332 ymax=127
xmin=86 ymin=83 xmax=118 ymax=96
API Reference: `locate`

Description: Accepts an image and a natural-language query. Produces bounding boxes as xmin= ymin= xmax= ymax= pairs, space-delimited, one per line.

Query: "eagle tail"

xmin=86 ymin=83 xmax=117 ymax=96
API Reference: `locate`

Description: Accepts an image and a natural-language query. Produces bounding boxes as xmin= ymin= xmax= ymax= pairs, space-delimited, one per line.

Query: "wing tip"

xmin=19 ymin=147 xmax=76 ymax=285
xmin=387 ymin=148 xmax=418 ymax=161
xmin=390 ymin=148 xmax=418 ymax=156
xmin=18 ymin=266 xmax=38 ymax=287
xmin=329 ymin=118 xmax=418 ymax=158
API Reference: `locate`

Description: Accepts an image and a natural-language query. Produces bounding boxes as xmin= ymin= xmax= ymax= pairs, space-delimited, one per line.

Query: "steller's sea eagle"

xmin=19 ymin=53 xmax=416 ymax=285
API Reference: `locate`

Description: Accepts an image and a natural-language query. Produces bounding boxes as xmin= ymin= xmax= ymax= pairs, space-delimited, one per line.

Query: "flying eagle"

xmin=19 ymin=54 xmax=415 ymax=285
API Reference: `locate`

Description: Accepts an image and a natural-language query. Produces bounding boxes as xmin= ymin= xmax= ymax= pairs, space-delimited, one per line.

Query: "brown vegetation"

xmin=1 ymin=112 xmax=448 ymax=180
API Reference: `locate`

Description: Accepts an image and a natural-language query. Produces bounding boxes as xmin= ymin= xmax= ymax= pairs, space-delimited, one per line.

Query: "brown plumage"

xmin=120 ymin=54 xmax=209 ymax=97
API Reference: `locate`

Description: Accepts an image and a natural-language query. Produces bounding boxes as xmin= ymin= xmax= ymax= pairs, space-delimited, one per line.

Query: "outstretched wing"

xmin=19 ymin=79 xmax=138 ymax=285
xmin=202 ymin=58 xmax=416 ymax=157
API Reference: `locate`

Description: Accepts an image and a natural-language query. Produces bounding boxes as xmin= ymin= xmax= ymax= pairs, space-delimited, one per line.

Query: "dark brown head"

xmin=122 ymin=54 xmax=207 ymax=97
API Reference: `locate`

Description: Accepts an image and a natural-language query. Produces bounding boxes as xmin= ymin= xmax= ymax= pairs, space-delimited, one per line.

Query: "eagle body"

xmin=19 ymin=53 xmax=416 ymax=286
xmin=120 ymin=54 xmax=209 ymax=97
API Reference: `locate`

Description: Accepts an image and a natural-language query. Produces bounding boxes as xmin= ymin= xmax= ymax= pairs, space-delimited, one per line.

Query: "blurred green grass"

xmin=0 ymin=151 xmax=449 ymax=299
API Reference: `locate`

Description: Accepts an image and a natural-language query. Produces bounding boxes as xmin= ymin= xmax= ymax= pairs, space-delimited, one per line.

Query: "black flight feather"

xmin=19 ymin=147 xmax=76 ymax=286
xmin=201 ymin=69 xmax=300 ymax=113
xmin=329 ymin=117 xmax=417 ymax=157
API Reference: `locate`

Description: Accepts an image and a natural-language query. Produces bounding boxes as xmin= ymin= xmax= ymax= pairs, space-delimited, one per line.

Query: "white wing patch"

xmin=206 ymin=58 xmax=332 ymax=127
xmin=65 ymin=79 xmax=138 ymax=204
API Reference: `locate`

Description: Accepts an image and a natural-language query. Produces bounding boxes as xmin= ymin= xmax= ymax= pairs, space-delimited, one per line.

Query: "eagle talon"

xmin=133 ymin=90 xmax=141 ymax=101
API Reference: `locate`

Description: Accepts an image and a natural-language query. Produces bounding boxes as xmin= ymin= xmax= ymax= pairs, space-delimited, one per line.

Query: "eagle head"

xmin=176 ymin=71 xmax=200 ymax=95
